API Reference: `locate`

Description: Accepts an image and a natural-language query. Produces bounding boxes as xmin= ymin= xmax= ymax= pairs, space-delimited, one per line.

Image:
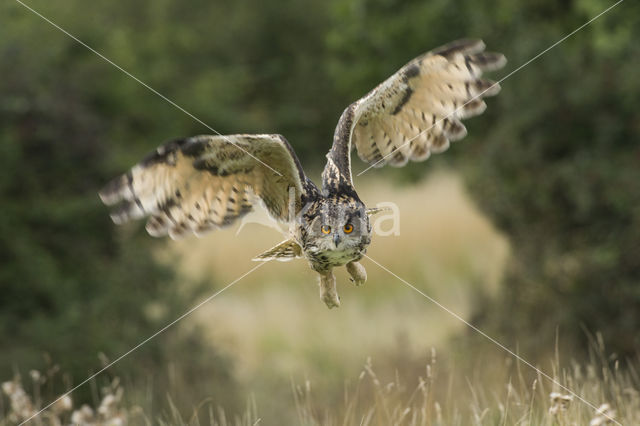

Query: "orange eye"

xmin=321 ymin=225 xmax=331 ymax=234
xmin=343 ymin=224 xmax=354 ymax=234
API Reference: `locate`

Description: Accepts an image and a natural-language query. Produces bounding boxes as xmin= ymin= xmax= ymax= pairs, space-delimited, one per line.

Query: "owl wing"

xmin=99 ymin=134 xmax=317 ymax=239
xmin=253 ymin=238 xmax=303 ymax=262
xmin=324 ymin=39 xmax=506 ymax=187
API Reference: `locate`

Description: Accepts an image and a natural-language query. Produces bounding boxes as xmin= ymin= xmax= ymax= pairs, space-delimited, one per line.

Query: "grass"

xmin=3 ymin=338 xmax=638 ymax=425
xmin=288 ymin=335 xmax=639 ymax=425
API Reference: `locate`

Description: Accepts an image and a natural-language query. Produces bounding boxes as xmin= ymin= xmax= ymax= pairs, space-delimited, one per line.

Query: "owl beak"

xmin=333 ymin=233 xmax=341 ymax=247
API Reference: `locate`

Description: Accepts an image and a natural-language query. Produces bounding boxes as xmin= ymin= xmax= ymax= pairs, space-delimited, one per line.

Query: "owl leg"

xmin=346 ymin=261 xmax=367 ymax=286
xmin=318 ymin=270 xmax=340 ymax=309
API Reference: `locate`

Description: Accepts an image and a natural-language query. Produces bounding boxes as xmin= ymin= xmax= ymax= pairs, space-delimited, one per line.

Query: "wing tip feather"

xmin=98 ymin=176 xmax=126 ymax=206
xmin=433 ymin=38 xmax=486 ymax=58
xmin=474 ymin=52 xmax=507 ymax=72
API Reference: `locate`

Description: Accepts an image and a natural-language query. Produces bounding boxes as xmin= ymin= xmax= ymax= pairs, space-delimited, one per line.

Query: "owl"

xmin=100 ymin=39 xmax=506 ymax=308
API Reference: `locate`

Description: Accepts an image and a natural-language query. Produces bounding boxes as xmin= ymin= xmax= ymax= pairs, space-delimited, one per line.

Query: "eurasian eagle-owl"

xmin=99 ymin=39 xmax=506 ymax=308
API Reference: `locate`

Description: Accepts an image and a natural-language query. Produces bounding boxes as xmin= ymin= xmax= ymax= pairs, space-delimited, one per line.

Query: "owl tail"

xmin=253 ymin=238 xmax=303 ymax=262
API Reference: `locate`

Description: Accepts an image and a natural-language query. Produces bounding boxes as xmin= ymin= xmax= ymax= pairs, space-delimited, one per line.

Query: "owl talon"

xmin=346 ymin=261 xmax=367 ymax=287
xmin=322 ymin=291 xmax=341 ymax=309
xmin=318 ymin=270 xmax=340 ymax=309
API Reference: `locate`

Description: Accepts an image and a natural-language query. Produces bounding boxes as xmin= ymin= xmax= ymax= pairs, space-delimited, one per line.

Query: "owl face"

xmin=304 ymin=198 xmax=371 ymax=252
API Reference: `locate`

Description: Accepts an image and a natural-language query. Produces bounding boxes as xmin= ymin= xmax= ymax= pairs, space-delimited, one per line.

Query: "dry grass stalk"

xmin=1 ymin=372 xmax=125 ymax=426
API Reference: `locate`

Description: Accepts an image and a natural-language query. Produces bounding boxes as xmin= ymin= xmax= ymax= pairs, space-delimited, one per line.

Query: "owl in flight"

xmin=100 ymin=39 xmax=506 ymax=308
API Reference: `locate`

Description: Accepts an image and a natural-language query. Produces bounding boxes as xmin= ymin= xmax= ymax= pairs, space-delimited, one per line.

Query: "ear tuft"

xmin=365 ymin=207 xmax=392 ymax=216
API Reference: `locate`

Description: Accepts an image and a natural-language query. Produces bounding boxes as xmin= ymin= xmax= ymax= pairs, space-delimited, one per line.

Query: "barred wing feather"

xmin=99 ymin=134 xmax=310 ymax=239
xmin=328 ymin=39 xmax=506 ymax=178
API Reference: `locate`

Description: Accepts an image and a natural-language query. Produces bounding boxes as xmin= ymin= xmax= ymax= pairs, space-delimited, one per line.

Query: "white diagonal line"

xmin=18 ymin=261 xmax=267 ymax=425
xmin=13 ymin=0 xmax=283 ymax=177
xmin=363 ymin=254 xmax=621 ymax=425
xmin=357 ymin=0 xmax=625 ymax=176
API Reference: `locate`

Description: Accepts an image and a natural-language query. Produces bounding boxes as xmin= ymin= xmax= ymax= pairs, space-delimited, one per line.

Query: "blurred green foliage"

xmin=326 ymin=0 xmax=640 ymax=357
xmin=0 ymin=0 xmax=638 ymax=417
xmin=459 ymin=0 xmax=640 ymax=357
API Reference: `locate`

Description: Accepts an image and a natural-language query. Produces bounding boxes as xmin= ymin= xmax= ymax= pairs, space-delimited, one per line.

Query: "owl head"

xmin=303 ymin=197 xmax=371 ymax=251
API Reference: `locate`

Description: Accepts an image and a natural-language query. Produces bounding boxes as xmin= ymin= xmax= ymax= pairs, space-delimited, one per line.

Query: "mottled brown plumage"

xmin=100 ymin=39 xmax=506 ymax=308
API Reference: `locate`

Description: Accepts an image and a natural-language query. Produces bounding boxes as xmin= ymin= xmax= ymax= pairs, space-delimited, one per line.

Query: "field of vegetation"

xmin=3 ymin=338 xmax=638 ymax=424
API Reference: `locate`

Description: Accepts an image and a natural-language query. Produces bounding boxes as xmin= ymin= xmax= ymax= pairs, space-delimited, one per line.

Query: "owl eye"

xmin=343 ymin=223 xmax=354 ymax=234
xmin=321 ymin=225 xmax=331 ymax=234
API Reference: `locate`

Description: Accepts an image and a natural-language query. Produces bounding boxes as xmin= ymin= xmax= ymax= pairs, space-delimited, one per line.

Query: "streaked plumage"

xmin=100 ymin=39 xmax=506 ymax=308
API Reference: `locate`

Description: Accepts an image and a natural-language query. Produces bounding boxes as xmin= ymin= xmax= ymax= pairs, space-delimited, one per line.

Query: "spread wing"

xmin=99 ymin=134 xmax=317 ymax=239
xmin=323 ymin=39 xmax=506 ymax=187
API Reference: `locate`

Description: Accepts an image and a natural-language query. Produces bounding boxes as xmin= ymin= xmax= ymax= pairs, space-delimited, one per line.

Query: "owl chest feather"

xmin=304 ymin=245 xmax=365 ymax=272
